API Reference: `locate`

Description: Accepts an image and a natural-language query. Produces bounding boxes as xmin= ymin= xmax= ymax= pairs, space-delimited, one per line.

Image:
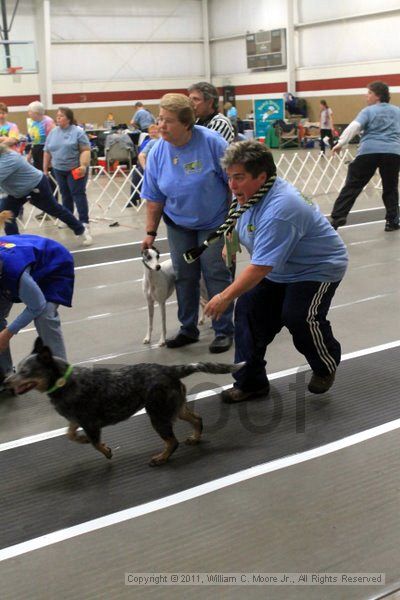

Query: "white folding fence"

xmin=16 ymin=149 xmax=383 ymax=231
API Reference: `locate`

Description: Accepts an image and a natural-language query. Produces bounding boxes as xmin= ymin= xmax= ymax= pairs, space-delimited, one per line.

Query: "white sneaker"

xmin=79 ymin=225 xmax=93 ymax=246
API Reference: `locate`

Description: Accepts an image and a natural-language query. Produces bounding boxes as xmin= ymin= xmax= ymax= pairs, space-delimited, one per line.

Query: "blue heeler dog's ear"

xmin=33 ymin=337 xmax=44 ymax=355
xmin=33 ymin=337 xmax=54 ymax=363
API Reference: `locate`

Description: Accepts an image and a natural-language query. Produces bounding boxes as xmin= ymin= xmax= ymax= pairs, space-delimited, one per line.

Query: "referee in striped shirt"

xmin=188 ymin=82 xmax=235 ymax=144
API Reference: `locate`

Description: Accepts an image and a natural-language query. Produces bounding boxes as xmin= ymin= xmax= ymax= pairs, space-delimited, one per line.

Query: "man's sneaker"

xmin=384 ymin=221 xmax=400 ymax=232
xmin=329 ymin=217 xmax=347 ymax=230
xmin=79 ymin=225 xmax=93 ymax=246
xmin=308 ymin=371 xmax=336 ymax=394
xmin=220 ymin=385 xmax=270 ymax=404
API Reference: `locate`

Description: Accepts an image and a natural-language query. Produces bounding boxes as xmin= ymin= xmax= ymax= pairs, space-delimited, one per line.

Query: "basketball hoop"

xmin=7 ymin=66 xmax=23 ymax=75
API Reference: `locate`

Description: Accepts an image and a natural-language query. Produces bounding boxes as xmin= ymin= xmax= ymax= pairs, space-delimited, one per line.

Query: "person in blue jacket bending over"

xmin=0 ymin=233 xmax=74 ymax=388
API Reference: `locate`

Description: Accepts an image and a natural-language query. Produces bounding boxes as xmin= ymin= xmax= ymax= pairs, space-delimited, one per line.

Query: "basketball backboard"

xmin=0 ymin=41 xmax=37 ymax=74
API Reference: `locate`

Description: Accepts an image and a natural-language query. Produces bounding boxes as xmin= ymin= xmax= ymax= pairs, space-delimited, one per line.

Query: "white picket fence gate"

xmin=15 ymin=149 xmax=383 ymax=231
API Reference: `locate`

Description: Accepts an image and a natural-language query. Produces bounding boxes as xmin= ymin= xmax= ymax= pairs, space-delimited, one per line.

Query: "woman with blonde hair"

xmin=141 ymin=93 xmax=234 ymax=353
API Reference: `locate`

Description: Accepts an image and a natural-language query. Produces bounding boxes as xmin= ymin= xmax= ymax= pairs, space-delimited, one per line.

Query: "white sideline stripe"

xmin=1 ymin=417 xmax=400 ymax=563
xmin=345 ymin=219 xmax=385 ymax=228
xmin=70 ymin=237 xmax=168 ymax=254
xmin=75 ymin=252 xmax=170 ymax=270
xmin=1 ymin=339 xmax=399 ymax=454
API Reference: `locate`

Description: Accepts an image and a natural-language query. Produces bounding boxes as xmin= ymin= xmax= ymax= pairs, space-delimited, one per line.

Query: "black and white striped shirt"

xmin=197 ymin=112 xmax=235 ymax=144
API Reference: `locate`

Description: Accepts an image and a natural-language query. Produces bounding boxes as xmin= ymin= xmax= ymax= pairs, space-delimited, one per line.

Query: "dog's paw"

xmin=149 ymin=453 xmax=168 ymax=467
xmin=105 ymin=446 xmax=113 ymax=459
xmin=143 ymin=336 xmax=151 ymax=344
xmin=184 ymin=436 xmax=201 ymax=446
xmin=99 ymin=444 xmax=113 ymax=459
xmin=157 ymin=340 xmax=166 ymax=347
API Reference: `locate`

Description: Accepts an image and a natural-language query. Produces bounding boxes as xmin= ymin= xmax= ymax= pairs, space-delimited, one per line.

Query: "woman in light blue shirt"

xmin=141 ymin=94 xmax=234 ymax=353
xmin=44 ymin=107 xmax=93 ymax=240
xmin=330 ymin=81 xmax=400 ymax=232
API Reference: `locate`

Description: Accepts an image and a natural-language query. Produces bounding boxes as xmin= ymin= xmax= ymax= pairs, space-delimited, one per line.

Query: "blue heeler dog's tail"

xmin=168 ymin=362 xmax=245 ymax=380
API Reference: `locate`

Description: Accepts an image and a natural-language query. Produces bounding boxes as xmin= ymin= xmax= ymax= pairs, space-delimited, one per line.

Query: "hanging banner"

xmin=254 ymin=98 xmax=284 ymax=139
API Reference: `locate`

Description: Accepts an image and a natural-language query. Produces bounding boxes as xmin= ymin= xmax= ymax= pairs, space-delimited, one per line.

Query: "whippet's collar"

xmin=142 ymin=245 xmax=161 ymax=270
xmin=46 ymin=364 xmax=74 ymax=394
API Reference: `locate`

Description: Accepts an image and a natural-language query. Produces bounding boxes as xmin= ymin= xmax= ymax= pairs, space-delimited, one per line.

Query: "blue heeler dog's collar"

xmin=46 ymin=364 xmax=74 ymax=394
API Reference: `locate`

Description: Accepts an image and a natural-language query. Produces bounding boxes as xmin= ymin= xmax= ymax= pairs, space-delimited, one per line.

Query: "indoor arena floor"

xmin=0 ymin=162 xmax=399 ymax=599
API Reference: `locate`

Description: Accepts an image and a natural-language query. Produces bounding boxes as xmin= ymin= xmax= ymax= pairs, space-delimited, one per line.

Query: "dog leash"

xmin=183 ymin=177 xmax=276 ymax=264
xmin=46 ymin=364 xmax=74 ymax=394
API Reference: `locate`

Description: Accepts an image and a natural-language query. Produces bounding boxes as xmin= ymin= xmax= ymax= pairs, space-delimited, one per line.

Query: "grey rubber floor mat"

xmin=0 ymin=346 xmax=398 ymax=550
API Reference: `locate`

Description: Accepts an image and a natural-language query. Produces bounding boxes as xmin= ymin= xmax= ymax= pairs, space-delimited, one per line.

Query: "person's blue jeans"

xmin=0 ymin=294 xmax=13 ymax=379
xmin=0 ymin=297 xmax=67 ymax=379
xmin=233 ymin=278 xmax=342 ymax=391
xmin=53 ymin=168 xmax=90 ymax=225
xmin=166 ymin=222 xmax=234 ymax=339
xmin=0 ymin=175 xmax=85 ymax=236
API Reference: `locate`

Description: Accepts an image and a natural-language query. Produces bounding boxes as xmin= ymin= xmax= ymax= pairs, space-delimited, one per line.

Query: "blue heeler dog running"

xmin=6 ymin=338 xmax=243 ymax=466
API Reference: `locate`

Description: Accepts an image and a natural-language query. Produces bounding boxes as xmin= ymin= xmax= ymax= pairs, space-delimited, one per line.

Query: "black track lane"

xmin=0 ymin=347 xmax=398 ymax=550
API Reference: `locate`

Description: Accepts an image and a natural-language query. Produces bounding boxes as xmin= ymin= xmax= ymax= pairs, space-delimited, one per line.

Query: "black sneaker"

xmin=221 ymin=385 xmax=270 ymax=404
xmin=308 ymin=371 xmax=336 ymax=394
xmin=384 ymin=221 xmax=400 ymax=232
xmin=165 ymin=333 xmax=199 ymax=348
xmin=209 ymin=335 xmax=233 ymax=354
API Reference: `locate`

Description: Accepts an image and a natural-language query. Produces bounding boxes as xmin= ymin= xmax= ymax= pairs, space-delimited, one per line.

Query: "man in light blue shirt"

xmin=130 ymin=102 xmax=156 ymax=133
xmin=330 ymin=81 xmax=400 ymax=231
xmin=205 ymin=140 xmax=348 ymax=401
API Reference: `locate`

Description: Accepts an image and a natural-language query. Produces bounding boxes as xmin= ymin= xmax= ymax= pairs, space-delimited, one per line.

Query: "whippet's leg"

xmin=158 ymin=301 xmax=167 ymax=346
xmin=143 ymin=297 xmax=154 ymax=344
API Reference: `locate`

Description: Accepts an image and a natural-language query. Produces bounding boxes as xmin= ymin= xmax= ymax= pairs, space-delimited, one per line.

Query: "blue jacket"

xmin=0 ymin=234 xmax=74 ymax=306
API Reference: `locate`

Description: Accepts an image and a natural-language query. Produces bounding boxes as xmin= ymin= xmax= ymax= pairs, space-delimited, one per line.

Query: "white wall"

xmin=210 ymin=0 xmax=287 ymax=37
xmin=2 ymin=0 xmax=400 ymax=108
xmin=297 ymin=0 xmax=400 ymax=22
xmin=50 ymin=0 xmax=204 ymax=82
xmin=297 ymin=11 xmax=400 ymax=67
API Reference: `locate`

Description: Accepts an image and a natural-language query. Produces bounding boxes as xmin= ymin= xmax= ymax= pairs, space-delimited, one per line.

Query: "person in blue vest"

xmin=0 ymin=233 xmax=74 ymax=388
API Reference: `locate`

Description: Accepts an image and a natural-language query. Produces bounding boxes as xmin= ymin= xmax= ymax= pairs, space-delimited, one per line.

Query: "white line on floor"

xmin=74 ymin=252 xmax=170 ymax=270
xmin=1 ymin=417 xmax=399 ymax=563
xmin=70 ymin=237 xmax=168 ymax=254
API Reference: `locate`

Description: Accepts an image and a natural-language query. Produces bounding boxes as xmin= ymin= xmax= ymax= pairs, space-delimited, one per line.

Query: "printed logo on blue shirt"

xmin=183 ymin=160 xmax=203 ymax=174
xmin=300 ymin=192 xmax=313 ymax=206
xmin=247 ymin=224 xmax=256 ymax=232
